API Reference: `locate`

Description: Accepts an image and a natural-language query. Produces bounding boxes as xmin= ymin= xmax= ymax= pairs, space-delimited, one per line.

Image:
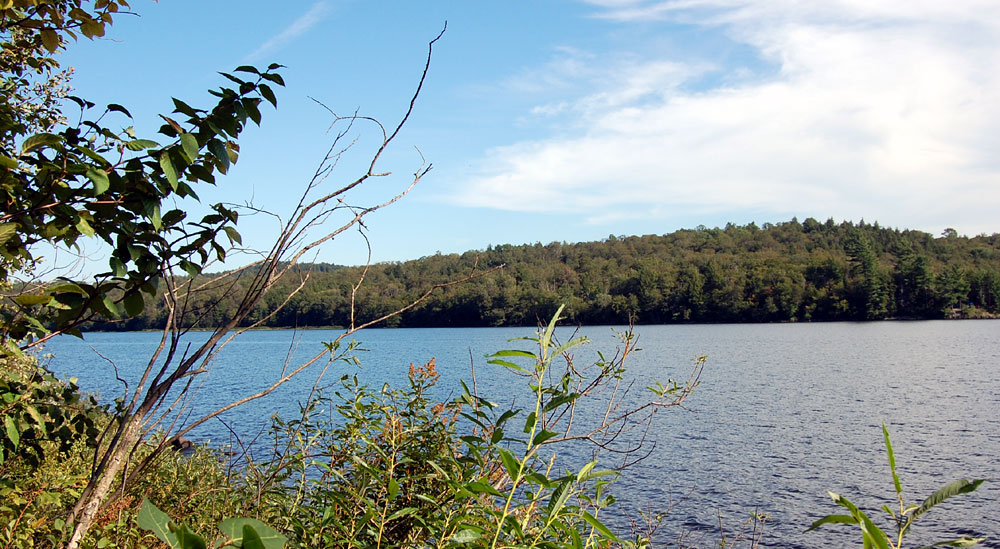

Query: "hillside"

xmin=90 ymin=218 xmax=1000 ymax=330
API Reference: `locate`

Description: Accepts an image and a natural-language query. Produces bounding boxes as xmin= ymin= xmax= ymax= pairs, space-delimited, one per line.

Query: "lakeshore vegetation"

xmin=88 ymin=219 xmax=1000 ymax=331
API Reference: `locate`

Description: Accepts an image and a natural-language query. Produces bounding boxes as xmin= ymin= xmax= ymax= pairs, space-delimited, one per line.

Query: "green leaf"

xmin=208 ymin=140 xmax=230 ymax=174
xmin=498 ymin=448 xmax=522 ymax=483
xmin=544 ymin=304 xmax=566 ymax=341
xmin=4 ymin=416 xmax=19 ymax=449
xmin=261 ymin=72 xmax=284 ymax=86
xmin=107 ymin=104 xmax=132 ymax=118
xmin=21 ymin=133 xmax=62 ymax=153
xmin=0 ymin=222 xmax=16 ymax=244
xmin=487 ymin=358 xmax=529 ymax=373
xmin=125 ymin=139 xmax=159 ymax=151
xmin=172 ymin=98 xmax=199 ymax=117
xmin=180 ymin=133 xmax=199 ymax=163
xmin=159 ymin=151 xmax=178 ymax=191
xmin=99 ymin=295 xmax=122 ymax=319
xmin=883 ymin=424 xmax=902 ymax=497
xmin=123 ymin=292 xmax=144 ymax=317
xmin=15 ymin=294 xmax=53 ymax=306
xmin=450 ymin=528 xmax=482 ymax=543
xmin=911 ymin=479 xmax=987 ymax=522
xmin=523 ymin=411 xmax=537 ymax=434
xmin=581 ymin=511 xmax=622 ymax=542
xmin=23 ymin=405 xmax=46 ymax=435
xmin=48 ymin=282 xmax=89 ymax=295
xmin=387 ymin=477 xmax=400 ymax=501
xmin=921 ymin=536 xmax=989 ymax=547
xmin=109 ymin=256 xmax=127 ymax=277
xmin=223 ymin=226 xmax=242 ymax=245
xmin=489 ymin=350 xmax=536 ymax=358
xmin=829 ymin=492 xmax=891 ymax=549
xmin=241 ymin=525 xmax=264 ymax=549
xmin=546 ymin=479 xmax=573 ymax=517
xmin=0 ymin=155 xmax=17 ymax=169
xmin=386 ymin=507 xmax=417 ymax=522
xmin=577 ymin=461 xmax=597 ymax=482
xmin=259 ymin=83 xmax=277 ymax=107
xmin=179 ymin=260 xmax=201 ymax=277
xmin=532 ymin=429 xmax=559 ymax=446
xmin=137 ymin=499 xmax=178 ymax=548
xmin=40 ymin=28 xmax=59 ymax=52
xmin=76 ymin=216 xmax=95 ymax=237
xmin=462 ymin=480 xmax=503 ymax=497
xmin=805 ymin=514 xmax=858 ymax=532
xmin=543 ymin=393 xmax=581 ymax=413
xmin=86 ymin=167 xmax=110 ymax=196
xmin=217 ymin=518 xmax=286 ymax=549
xmin=173 ymin=523 xmax=206 ymax=549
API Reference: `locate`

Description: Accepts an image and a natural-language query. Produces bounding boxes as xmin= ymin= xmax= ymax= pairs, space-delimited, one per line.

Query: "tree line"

xmin=88 ymin=217 xmax=1000 ymax=330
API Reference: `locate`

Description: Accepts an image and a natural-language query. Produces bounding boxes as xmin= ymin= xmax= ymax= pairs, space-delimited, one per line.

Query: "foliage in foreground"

xmin=2 ymin=309 xmax=706 ymax=548
xmin=807 ymin=424 xmax=988 ymax=548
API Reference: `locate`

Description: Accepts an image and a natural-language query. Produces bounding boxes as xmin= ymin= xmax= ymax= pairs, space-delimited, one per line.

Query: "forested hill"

xmin=93 ymin=218 xmax=1000 ymax=330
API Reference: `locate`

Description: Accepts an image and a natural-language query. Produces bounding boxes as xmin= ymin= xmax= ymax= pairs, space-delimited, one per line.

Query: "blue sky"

xmin=59 ymin=0 xmax=1000 ymax=268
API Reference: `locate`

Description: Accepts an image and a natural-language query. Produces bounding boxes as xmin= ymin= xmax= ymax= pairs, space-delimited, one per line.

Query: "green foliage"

xmin=0 ymin=354 xmax=101 ymax=469
xmin=1 ymin=0 xmax=285 ymax=348
xmin=136 ymin=498 xmax=287 ymax=549
xmin=807 ymin=424 xmax=988 ymax=548
xmin=224 ymin=307 xmax=685 ymax=548
xmin=87 ymin=219 xmax=1000 ymax=330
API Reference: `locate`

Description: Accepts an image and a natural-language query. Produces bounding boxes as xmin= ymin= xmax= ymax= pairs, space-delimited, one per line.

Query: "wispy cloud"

xmin=452 ymin=1 xmax=1000 ymax=235
xmin=243 ymin=1 xmax=332 ymax=62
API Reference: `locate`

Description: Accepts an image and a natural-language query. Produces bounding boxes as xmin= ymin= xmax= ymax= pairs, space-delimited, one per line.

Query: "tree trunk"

xmin=66 ymin=415 xmax=142 ymax=549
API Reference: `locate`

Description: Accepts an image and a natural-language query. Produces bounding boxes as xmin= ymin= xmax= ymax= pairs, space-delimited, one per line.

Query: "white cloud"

xmin=453 ymin=0 xmax=1000 ymax=235
xmin=243 ymin=1 xmax=332 ymax=62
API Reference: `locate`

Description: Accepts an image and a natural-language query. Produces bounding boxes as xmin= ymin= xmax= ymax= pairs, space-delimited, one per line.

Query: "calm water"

xmin=45 ymin=321 xmax=999 ymax=547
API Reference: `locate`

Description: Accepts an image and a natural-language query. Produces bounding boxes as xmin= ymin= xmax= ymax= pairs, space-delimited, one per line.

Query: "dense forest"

xmin=86 ymin=218 xmax=1000 ymax=330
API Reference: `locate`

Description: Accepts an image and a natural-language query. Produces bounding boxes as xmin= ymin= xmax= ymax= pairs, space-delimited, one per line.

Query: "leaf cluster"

xmin=807 ymin=424 xmax=988 ymax=548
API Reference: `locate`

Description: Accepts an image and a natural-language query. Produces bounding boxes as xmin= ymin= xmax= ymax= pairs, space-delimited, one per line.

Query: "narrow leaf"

xmin=125 ymin=139 xmax=159 ymax=151
xmin=922 ymin=535 xmax=989 ymax=547
xmin=48 ymin=282 xmax=89 ymax=295
xmin=912 ymin=479 xmax=987 ymax=522
xmin=21 ymin=133 xmax=62 ymax=153
xmin=4 ymin=416 xmax=19 ymax=448
xmin=498 ymin=448 xmax=522 ymax=482
xmin=223 ymin=226 xmax=242 ymax=245
xmin=180 ymin=132 xmax=199 ymax=163
xmin=159 ymin=152 xmax=178 ymax=190
xmin=582 ymin=511 xmax=622 ymax=542
xmin=15 ymin=295 xmax=52 ymax=306
xmin=259 ymin=83 xmax=276 ymax=107
xmin=883 ymin=424 xmax=902 ymax=497
xmin=107 ymin=104 xmax=132 ymax=118
xmin=805 ymin=514 xmax=858 ymax=532
xmin=541 ymin=304 xmax=566 ymax=350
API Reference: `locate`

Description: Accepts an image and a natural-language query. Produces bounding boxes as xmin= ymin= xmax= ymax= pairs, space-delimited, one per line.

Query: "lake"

xmin=44 ymin=320 xmax=999 ymax=547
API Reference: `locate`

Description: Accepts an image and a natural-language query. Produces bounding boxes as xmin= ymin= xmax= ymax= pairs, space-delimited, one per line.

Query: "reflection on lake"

xmin=46 ymin=320 xmax=999 ymax=547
